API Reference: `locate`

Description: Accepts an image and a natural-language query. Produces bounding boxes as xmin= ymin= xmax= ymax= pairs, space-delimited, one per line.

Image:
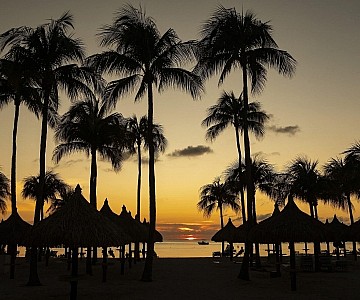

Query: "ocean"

xmin=15 ymin=241 xmax=359 ymax=258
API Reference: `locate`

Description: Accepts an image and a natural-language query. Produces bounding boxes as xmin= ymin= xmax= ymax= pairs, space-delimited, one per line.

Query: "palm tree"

xmin=224 ymin=155 xmax=275 ymax=267
xmin=286 ymin=156 xmax=321 ymax=218
xmin=0 ymin=58 xmax=41 ymax=214
xmin=87 ymin=4 xmax=203 ymax=281
xmin=53 ymin=95 xmax=128 ymax=269
xmin=195 ymin=6 xmax=296 ymax=227
xmin=126 ymin=115 xmax=167 ymax=223
xmin=1 ymin=13 xmax=98 ymax=285
xmin=22 ymin=170 xmax=69 ymax=220
xmin=0 ymin=169 xmax=10 ymax=214
xmin=46 ymin=186 xmax=74 ymax=215
xmin=194 ymin=6 xmax=296 ymax=279
xmin=1 ymin=12 xmax=97 ymax=225
xmin=127 ymin=115 xmax=167 ymax=261
xmin=202 ymin=91 xmax=269 ymax=222
xmin=198 ymin=177 xmax=240 ymax=254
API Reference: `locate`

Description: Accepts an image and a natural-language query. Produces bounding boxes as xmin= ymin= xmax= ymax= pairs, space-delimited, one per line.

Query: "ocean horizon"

xmin=15 ymin=240 xmax=359 ymax=258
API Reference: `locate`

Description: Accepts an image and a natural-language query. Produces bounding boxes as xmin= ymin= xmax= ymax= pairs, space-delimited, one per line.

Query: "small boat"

xmin=198 ymin=241 xmax=209 ymax=245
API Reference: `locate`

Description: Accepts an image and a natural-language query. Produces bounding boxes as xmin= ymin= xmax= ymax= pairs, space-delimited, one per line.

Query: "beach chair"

xmin=335 ymin=260 xmax=348 ymax=272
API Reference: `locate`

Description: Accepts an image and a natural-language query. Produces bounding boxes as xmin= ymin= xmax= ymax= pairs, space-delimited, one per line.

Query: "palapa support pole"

xmin=9 ymin=244 xmax=16 ymax=279
xmin=275 ymin=243 xmax=281 ymax=277
xmin=120 ymin=246 xmax=125 ymax=275
xmin=289 ymin=241 xmax=296 ymax=291
xmin=128 ymin=243 xmax=132 ymax=269
xmin=86 ymin=247 xmax=92 ymax=275
xmin=70 ymin=247 xmax=79 ymax=300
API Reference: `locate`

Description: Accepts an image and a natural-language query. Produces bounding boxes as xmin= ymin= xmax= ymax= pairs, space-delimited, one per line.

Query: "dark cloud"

xmin=267 ymin=125 xmax=300 ymax=136
xmin=253 ymin=151 xmax=280 ymax=157
xmin=167 ymin=145 xmax=213 ymax=158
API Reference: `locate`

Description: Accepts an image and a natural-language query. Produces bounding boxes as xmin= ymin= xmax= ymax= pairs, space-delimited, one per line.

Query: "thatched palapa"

xmin=249 ymin=196 xmax=328 ymax=244
xmin=27 ymin=185 xmax=128 ymax=248
xmin=211 ymin=218 xmax=237 ymax=243
xmin=118 ymin=205 xmax=148 ymax=243
xmin=0 ymin=211 xmax=32 ymax=246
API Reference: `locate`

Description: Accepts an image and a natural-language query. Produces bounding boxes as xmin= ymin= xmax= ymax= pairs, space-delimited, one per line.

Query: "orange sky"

xmin=1 ymin=0 xmax=360 ymax=241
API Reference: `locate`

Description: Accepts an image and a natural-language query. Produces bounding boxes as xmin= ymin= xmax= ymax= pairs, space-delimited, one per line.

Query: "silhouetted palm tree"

xmin=0 ymin=169 xmax=10 ymax=214
xmin=195 ymin=6 xmax=296 ymax=227
xmin=287 ymin=156 xmax=321 ymax=219
xmin=225 ymin=155 xmax=275 ymax=267
xmin=22 ymin=171 xmax=69 ymax=220
xmin=323 ymin=157 xmax=360 ymax=225
xmin=198 ymin=177 xmax=240 ymax=254
xmin=87 ymin=4 xmax=203 ymax=281
xmin=202 ymin=91 xmax=268 ymax=222
xmin=46 ymin=187 xmax=74 ymax=215
xmin=1 ymin=12 xmax=97 ymax=228
xmin=126 ymin=115 xmax=167 ymax=222
xmin=0 ymin=58 xmax=40 ymax=214
xmin=194 ymin=7 xmax=296 ymax=279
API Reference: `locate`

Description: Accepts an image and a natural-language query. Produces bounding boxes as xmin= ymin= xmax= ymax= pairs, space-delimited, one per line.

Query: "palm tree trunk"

xmin=239 ymin=65 xmax=254 ymax=281
xmin=346 ymin=193 xmax=357 ymax=260
xmin=28 ymin=88 xmax=51 ymax=286
xmin=219 ymin=203 xmax=225 ymax=255
xmin=134 ymin=143 xmax=142 ymax=261
xmin=11 ymin=100 xmax=20 ymax=214
xmin=90 ymin=148 xmax=97 ymax=265
xmin=235 ymin=125 xmax=246 ymax=223
xmin=142 ymin=82 xmax=156 ymax=282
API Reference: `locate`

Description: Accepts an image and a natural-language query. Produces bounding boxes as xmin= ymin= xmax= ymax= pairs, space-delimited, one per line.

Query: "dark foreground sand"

xmin=1 ymin=256 xmax=359 ymax=299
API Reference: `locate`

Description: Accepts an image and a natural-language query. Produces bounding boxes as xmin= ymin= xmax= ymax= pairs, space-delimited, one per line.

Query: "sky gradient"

xmin=1 ymin=0 xmax=360 ymax=241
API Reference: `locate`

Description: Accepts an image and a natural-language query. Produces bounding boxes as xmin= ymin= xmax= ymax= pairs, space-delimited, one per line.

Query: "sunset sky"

xmin=1 ymin=0 xmax=360 ymax=241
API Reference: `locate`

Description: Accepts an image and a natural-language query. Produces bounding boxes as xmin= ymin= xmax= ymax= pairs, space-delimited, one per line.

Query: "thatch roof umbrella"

xmin=0 ymin=210 xmax=32 ymax=279
xmin=142 ymin=218 xmax=163 ymax=243
xmin=249 ymin=195 xmax=328 ymax=291
xmin=0 ymin=210 xmax=32 ymax=246
xmin=118 ymin=205 xmax=148 ymax=243
xmin=212 ymin=218 xmax=237 ymax=260
xmin=28 ymin=185 xmax=128 ymax=300
xmin=212 ymin=218 xmax=237 ymax=243
xmin=325 ymin=215 xmax=349 ymax=259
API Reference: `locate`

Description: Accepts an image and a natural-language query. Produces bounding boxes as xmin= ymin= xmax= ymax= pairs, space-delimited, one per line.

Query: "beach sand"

xmin=1 ymin=256 xmax=359 ymax=299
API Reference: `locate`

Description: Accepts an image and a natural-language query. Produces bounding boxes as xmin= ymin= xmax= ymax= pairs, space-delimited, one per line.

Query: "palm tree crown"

xmin=53 ymin=96 xmax=128 ymax=208
xmin=22 ymin=170 xmax=69 ymax=220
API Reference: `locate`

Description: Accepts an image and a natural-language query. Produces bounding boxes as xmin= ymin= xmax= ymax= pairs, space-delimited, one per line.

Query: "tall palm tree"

xmin=53 ymin=95 xmax=128 ymax=269
xmin=22 ymin=170 xmax=69 ymax=220
xmin=1 ymin=12 xmax=97 ymax=225
xmin=127 ymin=115 xmax=167 ymax=261
xmin=286 ymin=156 xmax=321 ymax=219
xmin=0 ymin=169 xmax=10 ymax=214
xmin=1 ymin=13 xmax=98 ymax=285
xmin=126 ymin=115 xmax=167 ymax=223
xmin=198 ymin=177 xmax=240 ymax=254
xmin=46 ymin=186 xmax=74 ymax=215
xmin=202 ymin=91 xmax=269 ymax=222
xmin=195 ymin=6 xmax=296 ymax=227
xmin=194 ymin=6 xmax=296 ymax=279
xmin=0 ymin=58 xmax=41 ymax=214
xmin=87 ymin=4 xmax=203 ymax=281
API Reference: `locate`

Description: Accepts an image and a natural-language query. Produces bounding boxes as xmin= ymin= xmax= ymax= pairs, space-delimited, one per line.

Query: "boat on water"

xmin=198 ymin=241 xmax=209 ymax=245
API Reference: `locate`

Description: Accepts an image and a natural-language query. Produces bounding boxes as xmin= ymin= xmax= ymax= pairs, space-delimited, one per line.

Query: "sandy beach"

xmin=1 ymin=256 xmax=360 ymax=299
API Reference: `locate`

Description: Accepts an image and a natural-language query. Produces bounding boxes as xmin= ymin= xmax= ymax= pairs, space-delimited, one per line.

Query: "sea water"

xmin=15 ymin=241 xmax=359 ymax=258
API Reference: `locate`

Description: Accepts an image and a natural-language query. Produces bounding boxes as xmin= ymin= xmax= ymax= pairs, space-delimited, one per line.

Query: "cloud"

xmin=253 ymin=151 xmax=280 ymax=157
xmin=267 ymin=125 xmax=300 ymax=136
xmin=167 ymin=145 xmax=213 ymax=158
xmin=53 ymin=159 xmax=84 ymax=170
